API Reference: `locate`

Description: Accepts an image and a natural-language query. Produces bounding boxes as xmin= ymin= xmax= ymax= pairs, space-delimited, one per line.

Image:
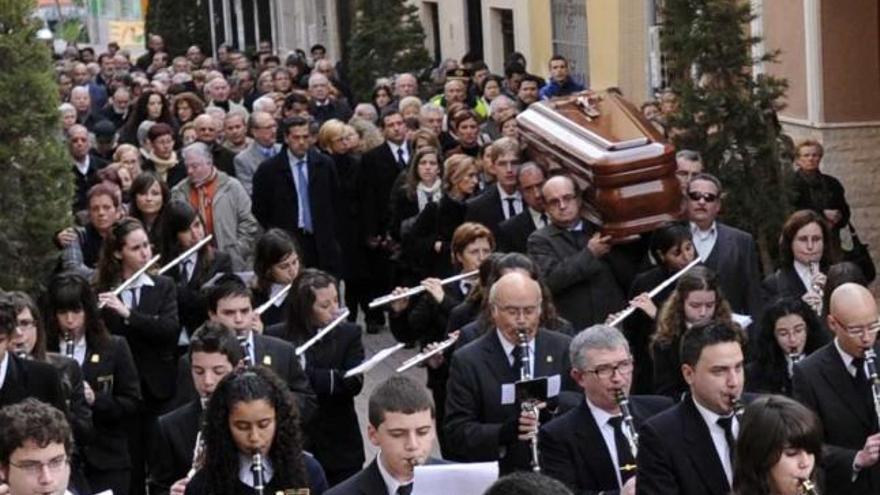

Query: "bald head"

xmin=829 ymin=283 xmax=879 ymax=357
xmin=490 ymin=272 xmax=543 ymax=343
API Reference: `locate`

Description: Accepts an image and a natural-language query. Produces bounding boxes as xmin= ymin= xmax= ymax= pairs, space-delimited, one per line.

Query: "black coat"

xmin=149 ymin=399 xmax=201 ymax=495
xmin=266 ymin=321 xmax=365 ymax=475
xmin=464 ymin=185 xmax=507 ymax=237
xmin=497 ymin=209 xmax=540 ymax=254
xmin=45 ymin=353 xmax=94 ymax=448
xmin=444 ymin=328 xmax=577 ymax=473
xmin=539 ymin=396 xmax=673 ymax=494
xmin=330 ymin=152 xmax=367 ymax=281
xmin=184 ymin=452 xmax=328 ymax=495
xmin=701 ymin=223 xmax=763 ymax=319
xmin=625 ymin=266 xmax=673 ymax=395
xmin=0 ymin=353 xmax=65 ymax=411
xmin=791 ymin=170 xmax=850 ymax=234
xmin=167 ymin=250 xmax=233 ymax=339
xmin=527 ymin=223 xmax=626 ymax=330
xmin=80 ymin=336 xmax=142 ymax=471
xmin=101 ymin=274 xmax=179 ymax=404
xmin=761 ymin=265 xmax=808 ymax=305
xmin=325 ymin=457 xmax=447 ymax=495
xmin=361 ymin=142 xmax=410 ymax=239
xmin=174 ymin=332 xmax=318 ymax=424
xmin=251 ymin=147 xmax=343 ymax=276
xmin=637 ymin=394 xmax=755 ymax=495
xmin=793 ymin=342 xmax=880 ymax=494
xmin=72 ymin=155 xmax=109 ymax=213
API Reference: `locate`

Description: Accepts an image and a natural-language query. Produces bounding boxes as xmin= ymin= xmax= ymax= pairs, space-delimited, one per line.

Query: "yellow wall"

xmin=586 ymin=0 xmax=650 ymax=100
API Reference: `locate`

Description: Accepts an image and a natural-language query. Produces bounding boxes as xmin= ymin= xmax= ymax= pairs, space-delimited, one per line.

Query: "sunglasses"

xmin=687 ymin=191 xmax=718 ymax=203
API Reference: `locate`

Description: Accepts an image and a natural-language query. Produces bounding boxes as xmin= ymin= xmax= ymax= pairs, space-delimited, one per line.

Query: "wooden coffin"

xmin=517 ymin=90 xmax=682 ymax=240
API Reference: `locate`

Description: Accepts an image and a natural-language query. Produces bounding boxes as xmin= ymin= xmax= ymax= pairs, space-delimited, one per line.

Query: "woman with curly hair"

xmin=184 ymin=366 xmax=328 ymax=495
xmin=172 ymin=92 xmax=206 ymax=128
xmin=746 ymin=297 xmax=829 ymax=396
xmin=266 ymin=269 xmax=364 ymax=486
xmin=119 ymin=89 xmax=175 ymax=145
xmin=733 ymin=395 xmax=822 ymax=495
xmin=650 ymin=265 xmax=736 ymax=399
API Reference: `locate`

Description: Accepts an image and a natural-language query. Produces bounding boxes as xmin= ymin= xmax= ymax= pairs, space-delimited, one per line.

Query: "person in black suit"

xmin=250 ymin=229 xmax=302 ymax=327
xmin=149 ymin=322 xmax=242 ymax=495
xmin=444 ymin=272 xmax=577 ymax=473
xmin=762 ymin=209 xmax=836 ymax=312
xmin=327 ymin=375 xmax=443 ymax=495
xmin=45 ymin=273 xmax=142 ymax=495
xmin=360 ymin=108 xmax=412 ymax=333
xmin=497 ymin=163 xmax=548 ymax=254
xmin=638 ymin=320 xmax=748 ymax=495
xmin=792 ymin=283 xmax=880 ymax=494
xmin=160 ymin=200 xmax=233 ymax=353
xmin=464 ymin=137 xmax=523 ymax=237
xmin=251 ymin=115 xmax=343 ymax=276
xmin=265 ymin=269 xmax=365 ymax=486
xmin=685 ymin=173 xmax=763 ymax=319
xmin=173 ymin=275 xmax=317 ymax=423
xmin=0 ymin=398 xmax=74 ymax=495
xmin=527 ymin=175 xmax=626 ymax=330
xmin=540 ymin=325 xmax=673 ymax=495
xmin=69 ymin=124 xmax=109 ymax=213
xmin=94 ymin=217 xmax=179 ymax=495
xmin=732 ymin=395 xmax=823 ymax=495
xmin=183 ymin=367 xmax=328 ymax=495
xmin=746 ymin=297 xmax=828 ymax=396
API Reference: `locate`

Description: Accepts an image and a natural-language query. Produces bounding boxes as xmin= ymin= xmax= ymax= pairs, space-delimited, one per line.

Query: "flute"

xmin=518 ymin=328 xmax=541 ymax=473
xmin=255 ymin=283 xmax=292 ymax=315
xmin=157 ymin=234 xmax=214 ymax=275
xmin=863 ymin=349 xmax=880 ymax=426
xmin=368 ymin=271 xmax=478 ymax=309
xmin=396 ymin=333 xmax=460 ymax=373
xmin=98 ymin=254 xmax=162 ymax=308
xmin=608 ymin=258 xmax=701 ymax=327
xmin=614 ymin=389 xmax=639 ymax=461
xmin=251 ymin=452 xmax=265 ymax=495
xmin=295 ymin=309 xmax=350 ymax=356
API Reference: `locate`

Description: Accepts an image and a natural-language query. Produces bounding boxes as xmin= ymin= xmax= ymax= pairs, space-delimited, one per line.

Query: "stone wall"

xmin=783 ymin=120 xmax=880 ymax=290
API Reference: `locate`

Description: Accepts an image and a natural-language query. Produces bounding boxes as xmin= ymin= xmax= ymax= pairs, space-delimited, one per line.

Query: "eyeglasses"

xmin=9 ymin=455 xmax=69 ymax=476
xmin=842 ymin=321 xmax=880 ymax=338
xmin=16 ymin=319 xmax=36 ymax=330
xmin=546 ymin=193 xmax=578 ymax=209
xmin=687 ymin=191 xmax=718 ymax=203
xmin=496 ymin=304 xmax=540 ymax=319
xmin=586 ymin=359 xmax=634 ymax=380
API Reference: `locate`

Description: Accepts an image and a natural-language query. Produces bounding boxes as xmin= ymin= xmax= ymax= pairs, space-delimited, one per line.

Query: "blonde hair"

xmin=443 ymin=154 xmax=478 ymax=193
xmin=317 ymin=119 xmax=348 ymax=150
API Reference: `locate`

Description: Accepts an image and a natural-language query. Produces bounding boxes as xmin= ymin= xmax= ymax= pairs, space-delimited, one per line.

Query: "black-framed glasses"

xmin=9 ymin=455 xmax=69 ymax=476
xmin=586 ymin=359 xmax=634 ymax=380
xmin=687 ymin=191 xmax=718 ymax=203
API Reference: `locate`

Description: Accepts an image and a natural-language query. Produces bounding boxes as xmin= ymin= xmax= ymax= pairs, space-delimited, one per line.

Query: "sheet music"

xmin=412 ymin=462 xmax=498 ymax=495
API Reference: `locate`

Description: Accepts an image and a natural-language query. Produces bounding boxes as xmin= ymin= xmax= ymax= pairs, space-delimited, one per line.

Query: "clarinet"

xmin=186 ymin=397 xmax=209 ymax=479
xmin=731 ymin=396 xmax=745 ymax=421
xmin=64 ymin=333 xmax=75 ymax=359
xmin=251 ymin=452 xmax=265 ymax=495
xmin=517 ymin=328 xmax=541 ymax=473
xmin=808 ymin=262 xmax=824 ymax=316
xmin=788 ymin=350 xmax=804 ymax=378
xmin=800 ymin=479 xmax=819 ymax=495
xmin=238 ymin=334 xmax=252 ymax=366
xmin=863 ymin=349 xmax=880 ymax=425
xmin=614 ymin=389 xmax=639 ymax=461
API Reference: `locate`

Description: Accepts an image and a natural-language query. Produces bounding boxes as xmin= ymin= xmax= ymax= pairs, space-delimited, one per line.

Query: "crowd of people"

xmin=1 ymin=34 xmax=878 ymax=495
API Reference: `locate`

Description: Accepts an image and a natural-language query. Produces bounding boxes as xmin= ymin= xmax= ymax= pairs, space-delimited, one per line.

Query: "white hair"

xmin=489 ymin=95 xmax=515 ymax=115
xmin=182 ymin=142 xmax=214 ymax=164
xmin=252 ymin=96 xmax=276 ymax=114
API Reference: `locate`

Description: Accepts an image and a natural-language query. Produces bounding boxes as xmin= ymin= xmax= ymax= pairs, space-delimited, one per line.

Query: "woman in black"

xmin=142 ymin=123 xmax=187 ymax=187
xmin=250 ymin=228 xmax=302 ymax=327
xmin=129 ymin=171 xmax=169 ymax=249
xmin=45 ymin=273 xmax=141 ymax=495
xmin=160 ymin=200 xmax=232 ymax=350
xmin=266 ymin=269 xmax=364 ymax=486
xmin=184 ymin=367 xmax=328 ymax=495
xmin=746 ymin=298 xmax=828 ymax=396
xmin=118 ymin=89 xmax=176 ymax=145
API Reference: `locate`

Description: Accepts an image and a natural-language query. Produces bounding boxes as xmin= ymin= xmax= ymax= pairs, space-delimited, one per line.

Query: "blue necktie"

xmin=261 ymin=146 xmax=275 ymax=158
xmin=296 ymin=160 xmax=313 ymax=232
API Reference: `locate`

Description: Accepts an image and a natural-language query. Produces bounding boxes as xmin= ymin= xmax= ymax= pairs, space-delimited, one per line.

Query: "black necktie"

xmin=128 ymin=288 xmax=139 ymax=308
xmin=607 ymin=416 xmax=636 ymax=484
xmin=854 ymin=357 xmax=868 ymax=387
xmin=424 ymin=191 xmax=435 ymax=205
xmin=505 ymin=197 xmax=517 ymax=219
xmin=716 ymin=415 xmax=736 ymax=467
xmin=511 ymin=346 xmax=523 ymax=374
xmin=397 ymin=484 xmax=413 ymax=495
xmin=397 ymin=148 xmax=407 ymax=169
xmin=540 ymin=213 xmax=548 ymax=226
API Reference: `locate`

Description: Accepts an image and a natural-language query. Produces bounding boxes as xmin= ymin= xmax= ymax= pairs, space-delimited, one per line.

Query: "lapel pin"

xmin=263 ymin=355 xmax=272 ymax=366
xmin=546 ymin=356 xmax=553 ymax=363
xmin=90 ymin=354 xmax=100 ymax=363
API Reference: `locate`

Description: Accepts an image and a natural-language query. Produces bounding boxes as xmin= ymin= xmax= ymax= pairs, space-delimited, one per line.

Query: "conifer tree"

xmin=661 ymin=0 xmax=789 ymax=268
xmin=145 ymin=0 xmax=211 ymax=56
xmin=0 ymin=0 xmax=73 ymax=291
xmin=346 ymin=0 xmax=432 ymax=102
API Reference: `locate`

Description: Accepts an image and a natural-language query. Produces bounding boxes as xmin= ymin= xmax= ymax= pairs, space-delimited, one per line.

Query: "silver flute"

xmin=863 ymin=349 xmax=880 ymax=425
xmin=517 ymin=329 xmax=541 ymax=473
xmin=251 ymin=452 xmax=265 ymax=495
xmin=614 ymin=389 xmax=639 ymax=460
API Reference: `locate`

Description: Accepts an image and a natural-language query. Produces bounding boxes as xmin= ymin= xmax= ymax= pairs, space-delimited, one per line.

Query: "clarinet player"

xmin=539 ymin=325 xmax=672 ymax=495
xmin=793 ymin=283 xmax=880 ymax=494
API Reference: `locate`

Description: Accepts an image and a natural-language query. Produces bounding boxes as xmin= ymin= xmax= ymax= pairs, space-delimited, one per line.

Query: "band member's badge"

xmin=263 ymin=355 xmax=272 ymax=366
xmin=90 ymin=354 xmax=100 ymax=363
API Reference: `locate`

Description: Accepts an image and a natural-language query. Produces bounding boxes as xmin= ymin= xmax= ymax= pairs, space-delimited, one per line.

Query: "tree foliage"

xmin=345 ymin=0 xmax=433 ymax=102
xmin=660 ymin=0 xmax=790 ymax=269
xmin=0 ymin=0 xmax=73 ymax=291
xmin=144 ymin=0 xmax=211 ymax=56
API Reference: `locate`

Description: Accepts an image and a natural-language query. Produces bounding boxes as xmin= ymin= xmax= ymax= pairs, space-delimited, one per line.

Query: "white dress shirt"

xmin=388 ymin=141 xmax=409 ymax=167
xmin=498 ymin=184 xmax=523 ymax=220
xmin=793 ymin=260 xmax=818 ymax=292
xmin=121 ymin=273 xmax=156 ymax=309
xmin=73 ymin=336 xmax=87 ymax=366
xmin=376 ymin=451 xmax=412 ymax=495
xmin=0 ymin=351 xmax=8 ymax=391
xmin=692 ymin=396 xmax=738 ymax=484
xmin=690 ymin=221 xmax=718 ymax=261
xmin=586 ymin=398 xmax=633 ymax=488
xmin=528 ymin=207 xmax=547 ymax=229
